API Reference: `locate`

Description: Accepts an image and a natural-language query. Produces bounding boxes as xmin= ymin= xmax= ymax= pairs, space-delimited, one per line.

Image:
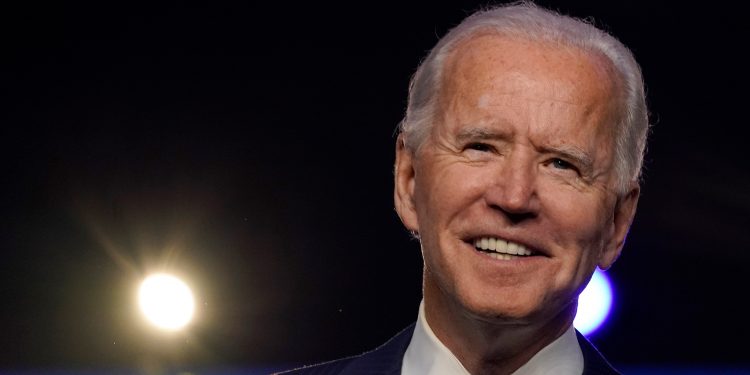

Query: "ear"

xmin=394 ymin=134 xmax=420 ymax=233
xmin=599 ymin=184 xmax=640 ymax=270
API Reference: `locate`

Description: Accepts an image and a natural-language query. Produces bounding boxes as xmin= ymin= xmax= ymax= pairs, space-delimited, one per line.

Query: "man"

xmin=280 ymin=2 xmax=648 ymax=374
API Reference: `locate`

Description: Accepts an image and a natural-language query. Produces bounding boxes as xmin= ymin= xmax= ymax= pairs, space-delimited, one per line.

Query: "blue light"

xmin=574 ymin=268 xmax=614 ymax=336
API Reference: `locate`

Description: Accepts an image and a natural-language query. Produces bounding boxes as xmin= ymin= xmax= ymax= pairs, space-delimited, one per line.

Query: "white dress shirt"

xmin=401 ymin=301 xmax=584 ymax=375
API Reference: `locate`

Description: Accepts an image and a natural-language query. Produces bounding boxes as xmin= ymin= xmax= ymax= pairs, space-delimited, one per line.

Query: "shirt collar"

xmin=401 ymin=300 xmax=584 ymax=375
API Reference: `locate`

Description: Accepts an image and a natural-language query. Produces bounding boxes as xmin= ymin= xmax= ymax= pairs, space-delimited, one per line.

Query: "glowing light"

xmin=574 ymin=268 xmax=613 ymax=336
xmin=138 ymin=273 xmax=195 ymax=330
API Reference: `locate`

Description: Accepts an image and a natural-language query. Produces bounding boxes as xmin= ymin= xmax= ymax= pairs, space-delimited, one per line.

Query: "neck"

xmin=423 ymin=278 xmax=576 ymax=375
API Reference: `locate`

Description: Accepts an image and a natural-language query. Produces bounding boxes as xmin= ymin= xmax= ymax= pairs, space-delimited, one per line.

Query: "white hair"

xmin=399 ymin=1 xmax=649 ymax=192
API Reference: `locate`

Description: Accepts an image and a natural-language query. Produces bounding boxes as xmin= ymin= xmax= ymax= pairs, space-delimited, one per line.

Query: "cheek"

xmin=412 ymin=162 xmax=487 ymax=267
xmin=414 ymin=162 xmax=483 ymax=223
xmin=541 ymin=185 xmax=612 ymax=255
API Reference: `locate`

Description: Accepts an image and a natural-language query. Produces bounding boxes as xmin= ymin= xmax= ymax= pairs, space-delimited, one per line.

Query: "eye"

xmin=465 ymin=142 xmax=492 ymax=152
xmin=549 ymin=158 xmax=582 ymax=176
xmin=551 ymin=158 xmax=574 ymax=170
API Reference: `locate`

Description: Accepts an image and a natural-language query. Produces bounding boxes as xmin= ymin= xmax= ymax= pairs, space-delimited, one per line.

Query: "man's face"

xmin=395 ymin=35 xmax=639 ymax=326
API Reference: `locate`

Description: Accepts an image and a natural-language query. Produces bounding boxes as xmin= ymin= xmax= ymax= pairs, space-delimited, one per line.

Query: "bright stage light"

xmin=138 ymin=273 xmax=195 ymax=331
xmin=574 ymin=268 xmax=614 ymax=336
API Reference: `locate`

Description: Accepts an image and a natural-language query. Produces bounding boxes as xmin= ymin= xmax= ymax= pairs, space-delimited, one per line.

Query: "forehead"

xmin=439 ymin=33 xmax=619 ymax=122
xmin=432 ymin=33 xmax=622 ymax=176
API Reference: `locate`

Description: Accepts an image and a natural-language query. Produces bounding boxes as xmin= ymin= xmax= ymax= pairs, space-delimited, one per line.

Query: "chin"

xmin=456 ymin=290 xmax=539 ymax=324
xmin=456 ymin=283 xmax=574 ymax=328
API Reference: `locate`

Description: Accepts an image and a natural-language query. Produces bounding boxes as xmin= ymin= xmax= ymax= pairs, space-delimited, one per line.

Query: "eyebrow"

xmin=455 ymin=127 xmax=511 ymax=142
xmin=455 ymin=127 xmax=595 ymax=171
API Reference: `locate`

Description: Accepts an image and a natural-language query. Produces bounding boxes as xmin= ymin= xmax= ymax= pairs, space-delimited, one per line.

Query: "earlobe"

xmin=394 ymin=134 xmax=420 ymax=233
xmin=599 ymin=185 xmax=640 ymax=270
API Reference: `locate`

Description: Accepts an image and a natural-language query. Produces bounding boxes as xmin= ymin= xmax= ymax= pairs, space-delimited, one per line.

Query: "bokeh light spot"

xmin=138 ymin=273 xmax=195 ymax=331
xmin=574 ymin=268 xmax=613 ymax=336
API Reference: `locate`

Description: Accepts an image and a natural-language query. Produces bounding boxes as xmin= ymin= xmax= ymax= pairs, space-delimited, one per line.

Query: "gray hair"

xmin=399 ymin=1 xmax=649 ymax=193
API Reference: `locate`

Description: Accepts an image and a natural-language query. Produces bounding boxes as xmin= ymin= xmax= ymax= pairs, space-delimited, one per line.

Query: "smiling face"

xmin=395 ymin=34 xmax=639 ymax=330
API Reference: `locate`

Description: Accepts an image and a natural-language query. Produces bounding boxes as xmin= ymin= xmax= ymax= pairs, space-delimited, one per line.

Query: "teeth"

xmin=495 ymin=239 xmax=508 ymax=253
xmin=474 ymin=237 xmax=533 ymax=257
xmin=487 ymin=253 xmax=514 ymax=260
xmin=507 ymin=242 xmax=518 ymax=255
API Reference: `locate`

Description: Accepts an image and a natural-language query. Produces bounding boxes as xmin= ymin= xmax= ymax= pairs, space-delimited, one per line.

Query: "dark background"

xmin=3 ymin=1 xmax=748 ymax=373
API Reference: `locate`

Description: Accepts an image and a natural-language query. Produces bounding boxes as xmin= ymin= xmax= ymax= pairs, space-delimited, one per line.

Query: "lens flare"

xmin=138 ymin=273 xmax=195 ymax=330
xmin=574 ymin=268 xmax=614 ymax=336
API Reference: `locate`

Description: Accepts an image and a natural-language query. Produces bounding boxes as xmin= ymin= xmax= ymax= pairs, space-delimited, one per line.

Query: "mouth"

xmin=470 ymin=236 xmax=540 ymax=260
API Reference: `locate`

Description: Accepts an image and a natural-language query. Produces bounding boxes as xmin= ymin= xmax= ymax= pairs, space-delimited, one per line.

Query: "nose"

xmin=484 ymin=154 xmax=540 ymax=223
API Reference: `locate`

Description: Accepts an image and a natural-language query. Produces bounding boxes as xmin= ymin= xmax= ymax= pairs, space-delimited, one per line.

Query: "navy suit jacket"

xmin=276 ymin=323 xmax=620 ymax=375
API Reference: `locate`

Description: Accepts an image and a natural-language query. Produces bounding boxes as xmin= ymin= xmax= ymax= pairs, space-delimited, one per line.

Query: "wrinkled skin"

xmin=394 ymin=34 xmax=640 ymax=374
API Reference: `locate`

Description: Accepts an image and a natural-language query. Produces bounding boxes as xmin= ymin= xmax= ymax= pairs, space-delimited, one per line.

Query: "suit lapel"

xmin=577 ymin=330 xmax=621 ymax=375
xmin=339 ymin=323 xmax=415 ymax=375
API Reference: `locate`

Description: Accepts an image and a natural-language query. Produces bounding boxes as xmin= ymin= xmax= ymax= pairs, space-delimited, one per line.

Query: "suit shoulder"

xmin=274 ymin=355 xmax=357 ymax=375
xmin=274 ymin=323 xmax=416 ymax=375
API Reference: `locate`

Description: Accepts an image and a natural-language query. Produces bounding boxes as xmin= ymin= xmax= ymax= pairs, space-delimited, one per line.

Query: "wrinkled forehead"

xmin=440 ymin=33 xmax=621 ymax=113
xmin=432 ymin=34 xmax=623 ymax=175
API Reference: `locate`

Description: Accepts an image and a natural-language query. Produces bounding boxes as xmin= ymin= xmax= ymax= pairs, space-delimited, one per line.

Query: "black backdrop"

xmin=3 ymin=1 xmax=749 ymax=371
